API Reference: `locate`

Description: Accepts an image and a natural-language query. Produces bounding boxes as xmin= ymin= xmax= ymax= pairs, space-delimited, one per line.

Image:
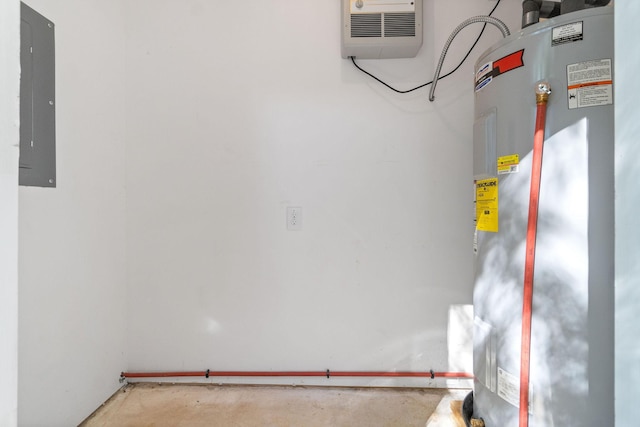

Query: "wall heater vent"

xmin=342 ymin=0 xmax=423 ymax=59
xmin=351 ymin=13 xmax=382 ymax=38
xmin=384 ymin=13 xmax=416 ymax=37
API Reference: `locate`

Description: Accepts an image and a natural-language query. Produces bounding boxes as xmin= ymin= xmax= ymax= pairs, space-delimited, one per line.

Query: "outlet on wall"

xmin=287 ymin=207 xmax=302 ymax=231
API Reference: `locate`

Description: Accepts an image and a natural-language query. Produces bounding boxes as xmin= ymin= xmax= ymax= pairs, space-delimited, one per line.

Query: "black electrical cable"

xmin=350 ymin=0 xmax=502 ymax=94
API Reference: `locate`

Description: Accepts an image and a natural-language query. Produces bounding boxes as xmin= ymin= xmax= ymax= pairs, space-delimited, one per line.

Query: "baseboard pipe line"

xmin=120 ymin=370 xmax=474 ymax=380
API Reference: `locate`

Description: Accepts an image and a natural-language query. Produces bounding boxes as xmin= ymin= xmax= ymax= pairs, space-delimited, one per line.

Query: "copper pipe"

xmin=519 ymin=81 xmax=551 ymax=427
xmin=121 ymin=370 xmax=474 ymax=380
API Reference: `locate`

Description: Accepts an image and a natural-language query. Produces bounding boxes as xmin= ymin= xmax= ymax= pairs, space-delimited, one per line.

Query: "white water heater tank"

xmin=472 ymin=6 xmax=614 ymax=427
xmin=341 ymin=0 xmax=423 ymax=59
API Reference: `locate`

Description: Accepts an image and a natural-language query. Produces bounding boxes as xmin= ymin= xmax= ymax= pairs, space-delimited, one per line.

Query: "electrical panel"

xmin=341 ymin=0 xmax=423 ymax=59
xmin=20 ymin=2 xmax=56 ymax=188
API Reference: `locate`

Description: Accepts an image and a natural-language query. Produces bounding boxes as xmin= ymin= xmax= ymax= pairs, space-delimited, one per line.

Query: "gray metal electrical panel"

xmin=20 ymin=2 xmax=56 ymax=188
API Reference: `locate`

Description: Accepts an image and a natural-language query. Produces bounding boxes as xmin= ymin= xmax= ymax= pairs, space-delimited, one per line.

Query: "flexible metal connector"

xmin=429 ymin=16 xmax=511 ymax=102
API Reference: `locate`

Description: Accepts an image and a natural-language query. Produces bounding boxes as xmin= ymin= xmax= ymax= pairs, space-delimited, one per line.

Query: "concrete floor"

xmin=80 ymin=383 xmax=468 ymax=427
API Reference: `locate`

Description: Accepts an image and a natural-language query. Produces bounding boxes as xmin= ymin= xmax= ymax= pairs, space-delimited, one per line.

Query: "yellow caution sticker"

xmin=497 ymin=154 xmax=519 ymax=175
xmin=476 ymin=178 xmax=499 ymax=232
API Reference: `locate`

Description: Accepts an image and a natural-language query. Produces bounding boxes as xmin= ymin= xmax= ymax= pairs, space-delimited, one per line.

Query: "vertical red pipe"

xmin=519 ymin=82 xmax=551 ymax=427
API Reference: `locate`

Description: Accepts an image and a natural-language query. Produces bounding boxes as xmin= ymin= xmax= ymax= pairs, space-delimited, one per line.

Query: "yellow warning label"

xmin=476 ymin=178 xmax=499 ymax=232
xmin=497 ymin=154 xmax=519 ymax=175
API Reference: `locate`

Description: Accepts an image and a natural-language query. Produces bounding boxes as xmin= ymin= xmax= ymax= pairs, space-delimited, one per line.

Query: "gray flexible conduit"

xmin=429 ymin=16 xmax=511 ymax=102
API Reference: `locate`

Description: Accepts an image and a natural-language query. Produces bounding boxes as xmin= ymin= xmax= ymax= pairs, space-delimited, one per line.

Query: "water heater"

xmin=341 ymin=0 xmax=423 ymax=59
xmin=472 ymin=6 xmax=613 ymax=426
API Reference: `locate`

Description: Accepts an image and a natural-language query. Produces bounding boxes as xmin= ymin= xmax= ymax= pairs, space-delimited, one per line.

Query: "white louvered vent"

xmin=342 ymin=0 xmax=423 ymax=59
xmin=384 ymin=13 xmax=415 ymax=37
xmin=351 ymin=14 xmax=382 ymax=38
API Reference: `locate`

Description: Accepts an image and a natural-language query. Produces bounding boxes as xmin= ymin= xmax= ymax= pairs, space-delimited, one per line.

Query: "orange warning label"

xmin=568 ymin=80 xmax=613 ymax=90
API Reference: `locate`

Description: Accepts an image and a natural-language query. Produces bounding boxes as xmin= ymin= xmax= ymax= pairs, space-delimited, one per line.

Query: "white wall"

xmin=615 ymin=3 xmax=640 ymax=426
xmin=124 ymin=0 xmax=521 ymax=386
xmin=18 ymin=1 xmax=128 ymax=425
xmin=11 ymin=1 xmax=638 ymax=424
xmin=0 ymin=0 xmax=20 ymax=424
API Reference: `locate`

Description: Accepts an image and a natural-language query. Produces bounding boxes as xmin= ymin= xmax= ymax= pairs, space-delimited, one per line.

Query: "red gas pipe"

xmin=519 ymin=81 xmax=551 ymax=427
xmin=121 ymin=370 xmax=474 ymax=380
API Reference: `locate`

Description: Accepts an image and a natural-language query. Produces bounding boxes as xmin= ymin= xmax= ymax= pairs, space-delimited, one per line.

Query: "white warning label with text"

xmin=552 ymin=21 xmax=583 ymax=46
xmin=567 ymin=59 xmax=613 ymax=109
xmin=497 ymin=367 xmax=520 ymax=408
xmin=497 ymin=367 xmax=534 ymax=413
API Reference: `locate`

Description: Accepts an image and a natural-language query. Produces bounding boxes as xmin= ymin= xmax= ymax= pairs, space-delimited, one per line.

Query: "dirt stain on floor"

xmin=80 ymin=383 xmax=451 ymax=427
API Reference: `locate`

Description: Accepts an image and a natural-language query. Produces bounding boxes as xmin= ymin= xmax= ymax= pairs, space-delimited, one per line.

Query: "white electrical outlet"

xmin=287 ymin=207 xmax=302 ymax=231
